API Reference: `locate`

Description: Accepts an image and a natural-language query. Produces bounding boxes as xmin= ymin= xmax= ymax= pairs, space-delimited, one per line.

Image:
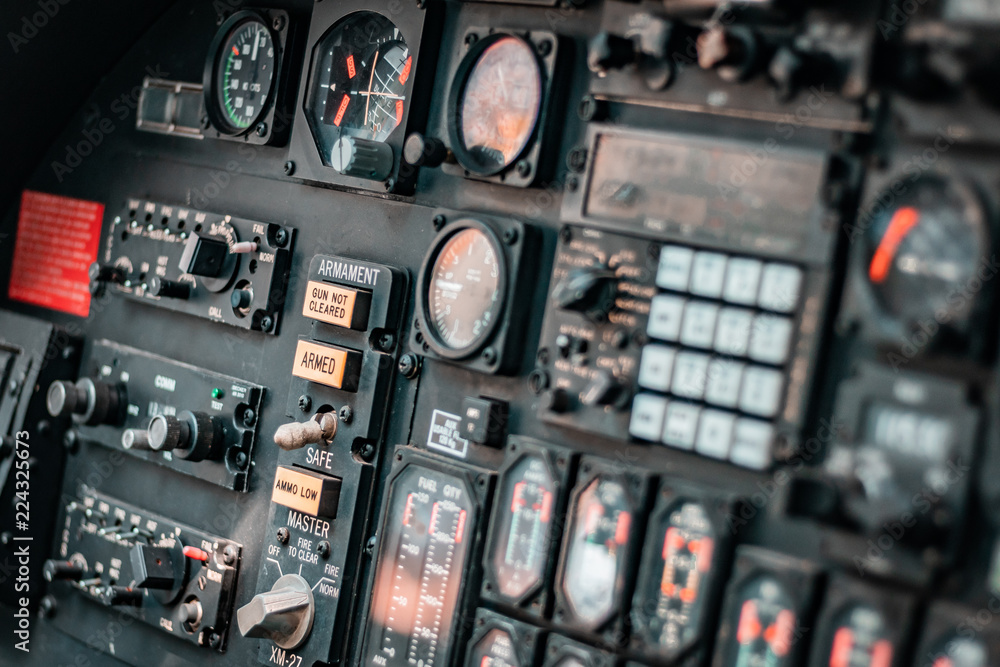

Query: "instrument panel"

xmin=2 ymin=0 xmax=1000 ymax=666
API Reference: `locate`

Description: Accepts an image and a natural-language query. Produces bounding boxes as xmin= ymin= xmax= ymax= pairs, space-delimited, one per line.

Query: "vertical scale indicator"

xmin=728 ymin=578 xmax=796 ymax=667
xmin=363 ymin=463 xmax=480 ymax=667
xmin=493 ymin=455 xmax=554 ymax=600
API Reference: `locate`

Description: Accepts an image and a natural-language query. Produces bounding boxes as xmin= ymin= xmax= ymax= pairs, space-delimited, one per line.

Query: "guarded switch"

xmin=273 ymin=412 xmax=338 ymax=451
xmin=237 ymin=574 xmax=315 ymax=650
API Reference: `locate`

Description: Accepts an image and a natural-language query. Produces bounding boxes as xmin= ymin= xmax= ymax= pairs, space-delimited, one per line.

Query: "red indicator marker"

xmin=737 ymin=600 xmax=762 ymax=644
xmin=232 ymin=46 xmax=239 ymax=56
xmin=403 ymin=493 xmax=414 ymax=527
xmin=829 ymin=627 xmax=854 ymax=667
xmin=399 ymin=56 xmax=412 ymax=84
xmin=511 ymin=481 xmax=526 ymax=513
xmin=871 ymin=639 xmax=894 ymax=667
xmin=182 ymin=546 xmax=209 ymax=562
xmin=347 ymin=54 xmax=356 ymax=79
xmin=869 ymin=206 xmax=920 ymax=284
xmin=539 ymin=490 xmax=553 ymax=523
xmin=614 ymin=511 xmax=631 ymax=545
xmin=585 ymin=503 xmax=604 ymax=534
xmin=395 ymin=99 xmax=404 ymax=126
xmin=455 ymin=509 xmax=468 ymax=544
xmin=429 ymin=501 xmax=440 ymax=535
xmin=697 ymin=538 xmax=714 ymax=573
xmin=333 ymin=94 xmax=350 ymax=127
xmin=770 ymin=609 xmax=796 ymax=657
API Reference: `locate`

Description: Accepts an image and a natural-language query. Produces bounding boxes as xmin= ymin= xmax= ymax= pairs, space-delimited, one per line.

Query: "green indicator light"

xmin=212 ymin=388 xmax=224 ymax=400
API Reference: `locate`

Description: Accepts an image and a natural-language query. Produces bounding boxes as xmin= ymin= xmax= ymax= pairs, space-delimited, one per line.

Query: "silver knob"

xmin=237 ymin=574 xmax=315 ymax=650
xmin=330 ymin=136 xmax=394 ymax=181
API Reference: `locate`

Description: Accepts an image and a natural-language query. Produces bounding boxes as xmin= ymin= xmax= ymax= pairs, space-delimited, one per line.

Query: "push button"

xmin=292 ymin=340 xmax=363 ymax=392
xmin=271 ymin=466 xmax=342 ymax=519
xmin=302 ymin=280 xmax=372 ymax=330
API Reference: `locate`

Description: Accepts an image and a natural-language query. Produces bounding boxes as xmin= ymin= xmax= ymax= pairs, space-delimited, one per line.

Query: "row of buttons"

xmin=657 ymin=245 xmax=803 ymax=313
xmin=647 ymin=297 xmax=794 ymax=365
xmin=637 ymin=345 xmax=784 ymax=417
xmin=629 ymin=393 xmax=774 ymax=470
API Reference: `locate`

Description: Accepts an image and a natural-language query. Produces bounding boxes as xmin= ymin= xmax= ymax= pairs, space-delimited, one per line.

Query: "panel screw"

xmin=465 ymin=33 xmax=478 ymax=46
xmin=209 ymin=633 xmax=221 ymax=649
xmin=377 ymin=332 xmax=395 ymax=352
xmin=242 ymin=408 xmax=256 ymax=427
xmin=339 ymin=405 xmax=353 ymax=424
xmin=365 ymin=536 xmax=376 ymax=555
xmin=63 ymin=430 xmax=80 ymax=455
xmin=317 ymin=541 xmax=331 ymax=558
xmin=515 ymin=160 xmax=532 ymax=178
xmin=360 ymin=442 xmax=375 ymax=462
xmin=273 ymin=228 xmax=289 ymax=247
xmin=567 ymin=147 xmax=588 ymax=173
xmin=40 ymin=595 xmax=57 ymax=618
xmin=283 ymin=161 xmax=295 ymax=176
xmin=223 ymin=545 xmax=238 ymax=565
xmin=578 ymin=94 xmax=608 ymax=122
xmin=559 ymin=226 xmax=572 ymax=244
xmin=200 ymin=115 xmax=211 ymax=129
xmin=432 ymin=214 xmax=446 ymax=231
xmin=298 ymin=395 xmax=312 ymax=413
xmin=255 ymin=122 xmax=268 ymax=137
xmin=537 ymin=39 xmax=552 ymax=56
xmin=234 ymin=450 xmax=248 ymax=470
xmin=482 ymin=347 xmax=498 ymax=365
xmin=502 ymin=227 xmax=519 ymax=245
xmin=276 ymin=528 xmax=290 ymax=544
xmin=272 ymin=15 xmax=285 ymax=31
xmin=260 ymin=315 xmax=274 ymax=332
xmin=399 ymin=354 xmax=420 ymax=379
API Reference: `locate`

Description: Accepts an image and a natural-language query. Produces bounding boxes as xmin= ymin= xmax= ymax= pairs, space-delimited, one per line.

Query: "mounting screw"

xmin=200 ymin=115 xmax=211 ymax=130
xmin=272 ymin=15 xmax=285 ymax=31
xmin=260 ymin=315 xmax=274 ymax=332
xmin=359 ymin=442 xmax=375 ymax=462
xmin=317 ymin=540 xmax=331 ymax=558
xmin=464 ymin=32 xmax=478 ymax=47
xmin=40 ymin=595 xmax=57 ymax=618
xmin=298 ymin=395 xmax=312 ymax=413
xmin=63 ymin=430 xmax=80 ymax=455
xmin=578 ymin=94 xmax=608 ymax=122
xmin=376 ymin=332 xmax=395 ymax=352
xmin=559 ymin=226 xmax=572 ymax=244
xmin=283 ymin=161 xmax=295 ymax=176
xmin=242 ymin=408 xmax=256 ymax=428
xmin=398 ymin=353 xmax=420 ymax=379
xmin=502 ymin=227 xmax=519 ymax=245
xmin=223 ymin=544 xmax=238 ymax=565
xmin=515 ymin=160 xmax=532 ymax=178
xmin=273 ymin=228 xmax=289 ymax=247
xmin=276 ymin=527 xmax=290 ymax=545
xmin=339 ymin=405 xmax=353 ymax=425
xmin=567 ymin=175 xmax=579 ymax=192
xmin=234 ymin=451 xmax=248 ymax=470
xmin=432 ymin=214 xmax=446 ymax=231
xmin=364 ymin=536 xmax=376 ymax=556
xmin=208 ymin=633 xmax=222 ymax=649
xmin=537 ymin=39 xmax=552 ymax=56
xmin=255 ymin=122 xmax=268 ymax=137
xmin=567 ymin=147 xmax=588 ymax=173
xmin=482 ymin=347 xmax=498 ymax=365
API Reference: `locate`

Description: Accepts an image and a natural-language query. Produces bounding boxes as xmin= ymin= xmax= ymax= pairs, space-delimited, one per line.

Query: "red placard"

xmin=7 ymin=190 xmax=104 ymax=317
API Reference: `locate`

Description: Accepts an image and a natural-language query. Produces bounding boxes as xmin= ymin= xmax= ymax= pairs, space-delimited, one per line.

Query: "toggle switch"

xmin=273 ymin=412 xmax=338 ymax=451
xmin=147 ymin=276 xmax=191 ymax=300
xmin=43 ymin=558 xmax=87 ymax=582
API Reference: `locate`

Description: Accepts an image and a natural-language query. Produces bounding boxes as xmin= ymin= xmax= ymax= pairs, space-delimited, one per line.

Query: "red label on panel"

xmin=346 ymin=54 xmax=356 ymax=79
xmin=399 ymin=56 xmax=412 ymax=85
xmin=8 ymin=190 xmax=104 ymax=317
xmin=334 ymin=94 xmax=350 ymax=126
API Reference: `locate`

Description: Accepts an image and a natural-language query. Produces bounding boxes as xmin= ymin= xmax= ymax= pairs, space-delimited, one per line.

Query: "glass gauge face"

xmin=306 ymin=12 xmax=411 ymax=165
xmin=924 ymin=635 xmax=988 ymax=667
xmin=456 ymin=35 xmax=542 ymax=174
xmin=864 ymin=175 xmax=989 ymax=326
xmin=726 ymin=577 xmax=796 ymax=667
xmin=425 ymin=226 xmax=504 ymax=354
xmin=638 ymin=501 xmax=716 ymax=655
xmin=212 ymin=18 xmax=276 ymax=132
xmin=492 ymin=454 xmax=556 ymax=600
xmin=472 ymin=629 xmax=519 ymax=667
xmin=826 ymin=605 xmax=893 ymax=667
xmin=561 ymin=477 xmax=633 ymax=627
xmin=364 ymin=466 xmax=475 ymax=667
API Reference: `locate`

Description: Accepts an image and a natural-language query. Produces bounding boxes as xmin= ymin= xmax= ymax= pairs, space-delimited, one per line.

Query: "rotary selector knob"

xmin=552 ymin=266 xmax=619 ymax=322
xmin=46 ymin=378 xmax=125 ymax=426
xmin=330 ymin=136 xmax=394 ymax=181
xmin=147 ymin=410 xmax=225 ymax=462
xmin=237 ymin=574 xmax=315 ymax=650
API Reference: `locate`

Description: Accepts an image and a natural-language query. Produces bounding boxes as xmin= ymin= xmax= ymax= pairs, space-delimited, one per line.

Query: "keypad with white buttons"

xmin=629 ymin=244 xmax=805 ymax=470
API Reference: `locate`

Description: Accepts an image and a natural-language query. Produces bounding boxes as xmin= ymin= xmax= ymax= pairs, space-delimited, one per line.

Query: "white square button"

xmin=705 ymin=358 xmax=745 ymax=408
xmin=758 ymin=263 xmax=803 ymax=313
xmin=695 ymin=410 xmax=735 ymax=460
xmin=680 ymin=301 xmax=720 ymax=349
xmin=656 ymin=245 xmax=695 ymax=292
xmin=671 ymin=351 xmax=710 ymax=400
xmin=715 ymin=308 xmax=754 ymax=357
xmin=630 ymin=394 xmax=668 ymax=442
xmin=723 ymin=257 xmax=763 ymax=305
xmin=648 ymin=295 xmax=686 ymax=342
xmin=638 ymin=345 xmax=676 ymax=393
xmin=739 ymin=367 xmax=784 ymax=418
xmin=662 ymin=402 xmax=701 ymax=450
xmin=748 ymin=315 xmax=794 ymax=365
xmin=689 ymin=252 xmax=728 ymax=299
xmin=730 ymin=419 xmax=775 ymax=470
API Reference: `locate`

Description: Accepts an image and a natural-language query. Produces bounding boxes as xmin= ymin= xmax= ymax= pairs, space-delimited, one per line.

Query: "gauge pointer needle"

xmin=365 ymin=49 xmax=379 ymax=125
xmin=869 ymin=206 xmax=920 ymax=284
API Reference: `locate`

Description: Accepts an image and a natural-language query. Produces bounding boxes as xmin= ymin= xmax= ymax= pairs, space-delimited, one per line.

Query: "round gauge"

xmin=449 ymin=34 xmax=543 ymax=175
xmin=491 ymin=454 xmax=556 ymax=600
xmin=863 ymin=175 xmax=990 ymax=328
xmin=305 ymin=12 xmax=411 ymax=165
xmin=419 ymin=223 xmax=506 ymax=358
xmin=205 ymin=12 xmax=277 ymax=135
xmin=560 ymin=476 xmax=633 ymax=628
xmin=824 ymin=605 xmax=893 ymax=667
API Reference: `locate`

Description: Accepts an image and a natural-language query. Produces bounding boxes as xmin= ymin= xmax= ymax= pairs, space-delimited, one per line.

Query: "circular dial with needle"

xmin=208 ymin=15 xmax=276 ymax=134
xmin=423 ymin=225 xmax=505 ymax=357
xmin=863 ymin=175 xmax=990 ymax=329
xmin=306 ymin=12 xmax=412 ymax=165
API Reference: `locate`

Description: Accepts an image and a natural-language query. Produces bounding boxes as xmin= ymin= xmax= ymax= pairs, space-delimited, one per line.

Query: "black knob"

xmin=588 ymin=31 xmax=638 ymax=74
xmin=231 ymin=288 xmax=253 ymax=310
xmin=179 ymin=233 xmax=229 ymax=278
xmin=403 ymin=133 xmax=451 ymax=168
xmin=696 ymin=26 xmax=760 ymax=82
xmin=43 ymin=559 xmax=86 ymax=582
xmin=179 ymin=600 xmax=203 ymax=627
xmin=147 ymin=276 xmax=191 ymax=300
xmin=100 ymin=585 xmax=143 ymax=607
xmin=552 ymin=267 xmax=618 ymax=321
xmin=130 ymin=544 xmax=182 ymax=591
xmin=542 ymin=388 xmax=571 ymax=413
xmin=46 ymin=378 xmax=125 ymax=426
xmin=581 ymin=370 xmax=623 ymax=407
xmin=89 ymin=262 xmax=125 ymax=284
xmin=148 ymin=411 xmax=225 ymax=462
